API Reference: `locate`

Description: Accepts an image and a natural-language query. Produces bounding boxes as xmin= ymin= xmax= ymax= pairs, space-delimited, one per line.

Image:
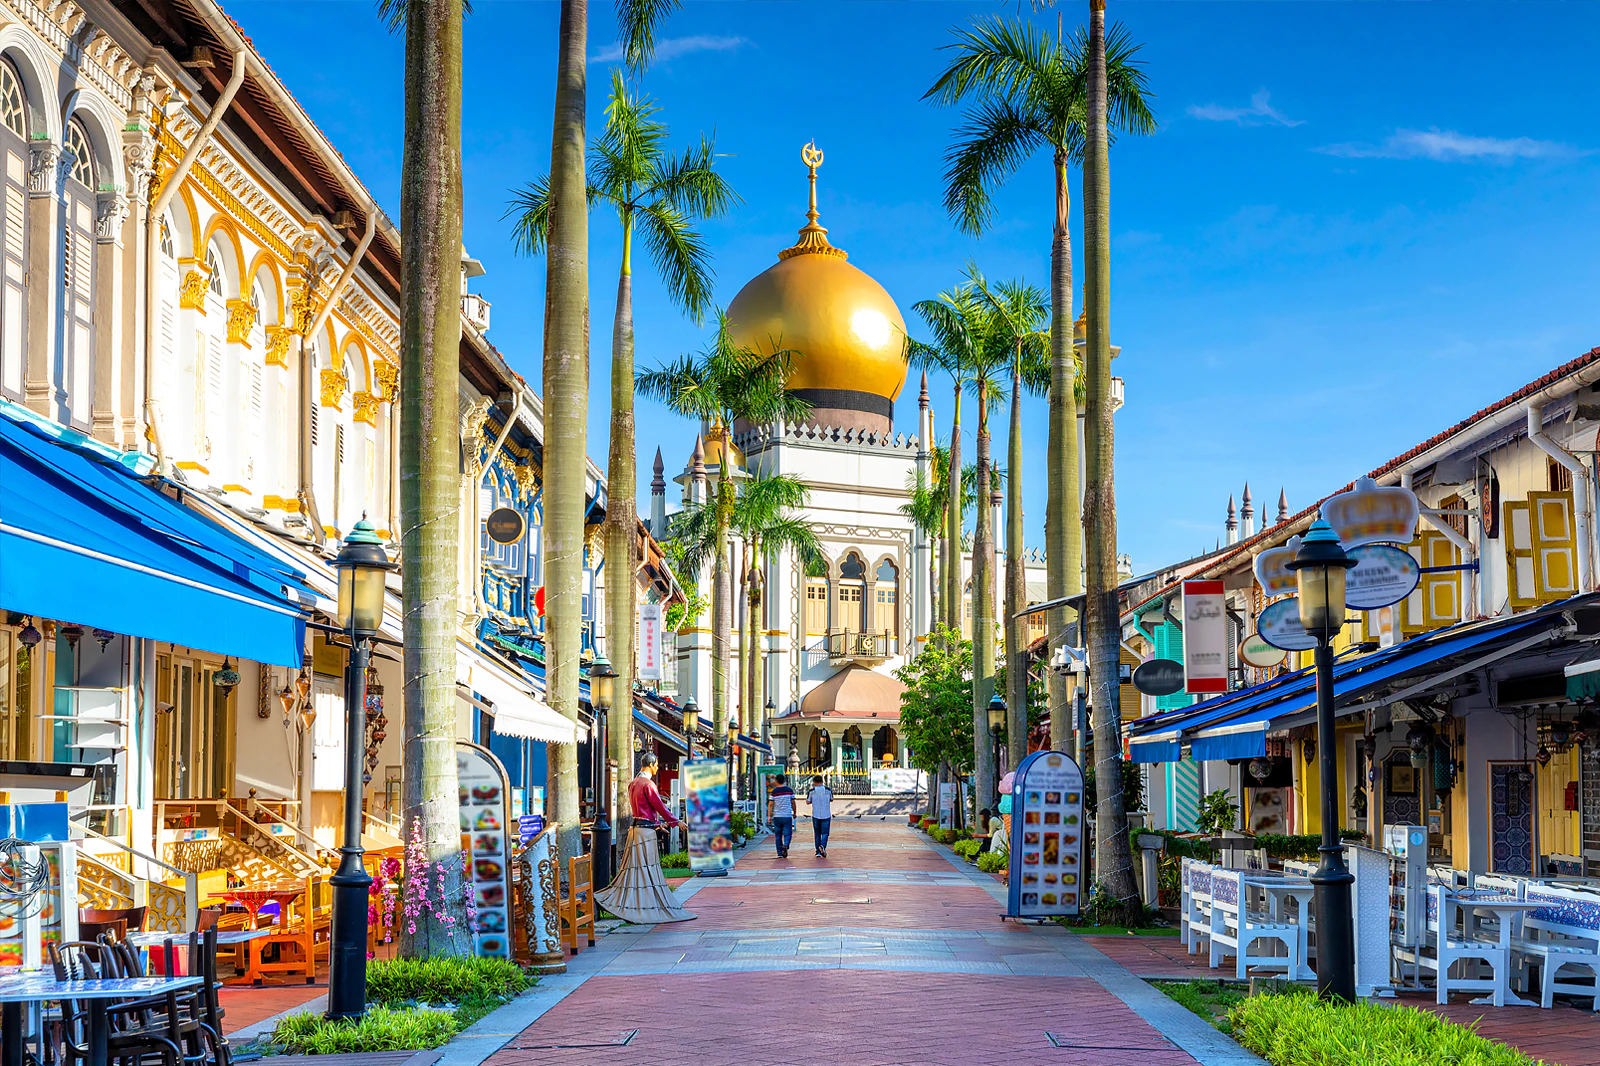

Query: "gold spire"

xmin=779 ymin=141 xmax=848 ymax=262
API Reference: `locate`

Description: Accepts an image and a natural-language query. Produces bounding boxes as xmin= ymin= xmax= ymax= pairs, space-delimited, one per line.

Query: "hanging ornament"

xmin=294 ymin=671 xmax=311 ymax=704
xmin=1247 ymin=758 xmax=1274 ymax=782
xmin=60 ymin=624 xmax=83 ymax=649
xmin=18 ymin=619 xmax=41 ymax=648
xmin=92 ymin=628 xmax=114 ymax=650
xmin=1537 ymin=743 xmax=1553 ymax=767
xmin=299 ymin=704 xmax=317 ymax=732
xmin=1407 ymin=724 xmax=1432 ymax=769
xmin=278 ymin=685 xmax=296 ymax=721
xmin=1552 ymin=721 xmax=1572 ymax=751
xmin=214 ymin=659 xmax=241 ymax=694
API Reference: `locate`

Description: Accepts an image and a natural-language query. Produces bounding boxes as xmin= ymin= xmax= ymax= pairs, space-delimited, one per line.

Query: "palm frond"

xmin=376 ymin=0 xmax=471 ymax=34
xmin=614 ymin=0 xmax=682 ymax=75
xmin=925 ymin=16 xmax=1058 ymax=106
xmin=637 ymin=201 xmax=715 ymax=323
xmin=650 ymin=136 xmax=740 ymax=219
xmin=504 ymin=176 xmax=552 ymax=257
xmin=759 ymin=514 xmax=824 ymax=571
xmin=664 ymin=501 xmax=717 ymax=578
xmin=940 ymin=98 xmax=1046 ymax=236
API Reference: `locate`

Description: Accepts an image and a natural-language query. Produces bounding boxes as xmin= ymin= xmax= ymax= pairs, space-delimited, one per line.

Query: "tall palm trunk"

xmin=945 ymin=388 xmax=963 ymax=650
xmin=971 ymin=383 xmax=996 ymax=810
xmin=398 ymin=0 xmax=464 ymax=956
xmin=746 ymin=535 xmax=763 ymax=754
xmin=711 ymin=426 xmax=733 ymax=748
xmin=1047 ymin=146 xmax=1081 ymax=757
xmin=1005 ymin=357 xmax=1027 ymax=770
xmin=543 ymin=0 xmax=589 ymax=861
xmin=604 ymin=219 xmax=637 ymax=846
xmin=1084 ymin=0 xmax=1138 ymax=919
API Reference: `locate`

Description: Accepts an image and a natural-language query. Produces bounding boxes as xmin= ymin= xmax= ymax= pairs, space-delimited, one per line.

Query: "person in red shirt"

xmin=595 ymin=752 xmax=695 ymax=923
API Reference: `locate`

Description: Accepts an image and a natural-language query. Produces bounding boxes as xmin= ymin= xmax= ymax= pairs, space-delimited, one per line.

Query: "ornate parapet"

xmin=226 ymin=299 xmax=254 ymax=345
xmin=320 ymin=368 xmax=347 ymax=409
xmin=264 ymin=326 xmax=292 ymax=368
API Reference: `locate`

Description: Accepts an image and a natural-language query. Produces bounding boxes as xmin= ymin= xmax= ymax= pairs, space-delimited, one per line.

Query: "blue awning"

xmin=634 ymin=707 xmax=688 ymax=755
xmin=0 ymin=415 xmax=306 ymax=666
xmin=1129 ymin=738 xmax=1181 ymax=764
xmin=736 ymin=732 xmax=773 ymax=755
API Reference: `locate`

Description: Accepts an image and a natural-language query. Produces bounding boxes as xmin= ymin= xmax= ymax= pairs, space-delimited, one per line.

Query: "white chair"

xmin=1514 ymin=884 xmax=1600 ymax=1010
xmin=1208 ymin=869 xmax=1305 ymax=981
xmin=1181 ymin=858 xmax=1213 ymax=957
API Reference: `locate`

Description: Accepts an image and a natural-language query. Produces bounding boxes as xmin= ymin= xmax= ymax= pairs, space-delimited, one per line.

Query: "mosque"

xmin=646 ymin=145 xmax=1048 ymax=779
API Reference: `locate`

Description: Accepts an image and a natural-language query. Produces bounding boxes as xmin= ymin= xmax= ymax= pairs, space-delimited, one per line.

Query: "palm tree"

xmin=900 ymin=441 xmax=951 ymax=630
xmin=538 ymin=0 xmax=680 ymax=861
xmin=926 ymin=13 xmax=1154 ymax=754
xmin=1083 ymin=0 xmax=1140 ymax=923
xmin=974 ymin=276 xmax=1050 ymax=772
xmin=637 ymin=316 xmax=810 ymax=746
xmin=378 ymin=0 xmax=465 ymax=957
xmin=508 ymin=70 xmax=736 ymax=844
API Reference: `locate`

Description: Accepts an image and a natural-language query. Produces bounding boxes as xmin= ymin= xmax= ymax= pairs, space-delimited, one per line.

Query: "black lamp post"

xmin=987 ymin=691 xmax=1006 ymax=802
xmin=682 ymin=698 xmax=698 ymax=762
xmin=1287 ymin=517 xmax=1358 ymax=1002
xmin=589 ymin=652 xmax=618 ymax=891
xmin=327 ymin=517 xmax=396 ymax=1020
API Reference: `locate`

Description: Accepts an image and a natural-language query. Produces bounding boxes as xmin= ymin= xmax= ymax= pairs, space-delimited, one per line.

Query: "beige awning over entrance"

xmin=796 ymin=664 xmax=906 ymax=721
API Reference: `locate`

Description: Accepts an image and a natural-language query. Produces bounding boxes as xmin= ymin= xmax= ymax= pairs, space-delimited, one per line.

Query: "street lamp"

xmin=589 ymin=652 xmax=618 ymax=892
xmin=682 ymin=698 xmax=699 ymax=762
xmin=987 ymin=691 xmax=1006 ymax=801
xmin=327 ymin=517 xmax=396 ymax=1021
xmin=1287 ymin=517 xmax=1358 ymax=1001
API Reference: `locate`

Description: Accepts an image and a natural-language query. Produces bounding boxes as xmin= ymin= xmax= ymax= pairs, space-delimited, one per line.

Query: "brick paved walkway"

xmin=475 ymin=821 xmax=1253 ymax=1066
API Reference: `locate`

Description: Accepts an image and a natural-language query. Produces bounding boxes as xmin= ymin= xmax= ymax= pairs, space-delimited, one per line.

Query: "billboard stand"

xmin=1004 ymin=750 xmax=1086 ymax=922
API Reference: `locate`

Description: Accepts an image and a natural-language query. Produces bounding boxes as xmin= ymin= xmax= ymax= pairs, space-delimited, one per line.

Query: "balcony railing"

xmin=825 ymin=629 xmax=897 ymax=661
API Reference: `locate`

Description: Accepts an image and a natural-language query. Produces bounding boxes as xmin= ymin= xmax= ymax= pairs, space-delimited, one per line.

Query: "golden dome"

xmin=725 ymin=144 xmax=908 ymax=433
xmin=701 ymin=424 xmax=745 ymax=470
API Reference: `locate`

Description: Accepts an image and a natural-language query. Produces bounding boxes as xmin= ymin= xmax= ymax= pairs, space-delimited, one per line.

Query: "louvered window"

xmin=60 ymin=120 xmax=94 ymax=429
xmin=0 ymin=67 xmax=25 ymax=401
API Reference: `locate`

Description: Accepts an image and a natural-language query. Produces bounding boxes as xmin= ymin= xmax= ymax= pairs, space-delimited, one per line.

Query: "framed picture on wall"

xmin=1388 ymin=762 xmax=1417 ymax=796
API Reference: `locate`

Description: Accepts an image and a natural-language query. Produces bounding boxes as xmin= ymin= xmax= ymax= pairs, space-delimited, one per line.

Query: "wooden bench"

xmin=559 ymin=855 xmax=596 ymax=956
xmin=255 ymin=875 xmax=330 ymax=983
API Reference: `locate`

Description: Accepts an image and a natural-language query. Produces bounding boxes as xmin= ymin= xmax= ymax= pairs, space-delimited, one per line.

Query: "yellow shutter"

xmin=1400 ymin=534 xmax=1426 ymax=638
xmin=1504 ymin=499 xmax=1538 ymax=609
xmin=1420 ymin=530 xmax=1461 ymax=628
xmin=1530 ymin=490 xmax=1578 ymax=603
xmin=1120 ymin=647 xmax=1141 ymax=722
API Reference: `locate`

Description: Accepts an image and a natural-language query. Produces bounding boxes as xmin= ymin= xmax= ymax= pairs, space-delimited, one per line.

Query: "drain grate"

xmin=809 ymin=897 xmax=872 ymax=904
xmin=1045 ymin=1031 xmax=1175 ymax=1052
xmin=507 ymin=1029 xmax=640 ymax=1050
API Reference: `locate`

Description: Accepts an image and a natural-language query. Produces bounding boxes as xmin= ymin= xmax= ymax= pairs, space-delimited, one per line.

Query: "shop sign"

xmin=939 ymin=782 xmax=958 ymax=829
xmin=1005 ymin=750 xmax=1086 ymax=919
xmin=684 ymin=758 xmax=734 ymax=873
xmin=457 ymin=741 xmax=512 ymax=958
xmin=1182 ymin=580 xmax=1228 ymax=694
xmin=1258 ymin=597 xmax=1316 ymax=652
xmin=1253 ymin=536 xmax=1302 ymax=598
xmin=485 ymin=507 xmax=526 ymax=545
xmin=1239 ymin=632 xmax=1288 ymax=669
xmin=1322 ymin=477 xmax=1419 ymax=549
xmin=1345 ymin=544 xmax=1421 ymax=610
xmin=638 ymin=604 xmax=663 ymax=681
xmin=1132 ymin=658 xmax=1184 ymax=697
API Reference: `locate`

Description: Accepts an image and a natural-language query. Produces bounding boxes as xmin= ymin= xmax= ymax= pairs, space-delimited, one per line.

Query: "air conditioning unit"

xmin=462 ymin=293 xmax=491 ymax=333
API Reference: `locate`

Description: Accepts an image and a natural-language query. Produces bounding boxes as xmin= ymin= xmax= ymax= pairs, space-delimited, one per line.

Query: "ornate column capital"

xmin=28 ymin=141 xmax=59 ymax=198
xmin=320 ymin=367 xmax=347 ymax=409
xmin=95 ymin=190 xmax=129 ymax=243
xmin=225 ymin=298 xmax=254 ymax=345
xmin=264 ymin=324 xmax=292 ymax=368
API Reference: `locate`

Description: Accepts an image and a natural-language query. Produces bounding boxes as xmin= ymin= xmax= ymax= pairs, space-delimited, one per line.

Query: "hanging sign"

xmin=485 ymin=507 xmax=526 ymax=545
xmin=1006 ymin=750 xmax=1086 ymax=919
xmin=1345 ymin=544 xmax=1421 ymax=610
xmin=1182 ymin=580 xmax=1228 ymax=694
xmin=1322 ymin=477 xmax=1419 ymax=549
xmin=1132 ymin=658 xmax=1185 ymax=697
xmin=456 ymin=741 xmax=513 ymax=959
xmin=684 ymin=758 xmax=734 ymax=873
xmin=1253 ymin=536 xmax=1302 ymax=598
xmin=638 ymin=603 xmax=663 ymax=681
xmin=1239 ymin=632 xmax=1288 ymax=669
xmin=1258 ymin=597 xmax=1316 ymax=652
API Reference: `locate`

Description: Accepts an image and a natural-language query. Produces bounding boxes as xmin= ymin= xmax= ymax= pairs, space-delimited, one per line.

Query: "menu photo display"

xmin=1009 ymin=752 xmax=1086 ymax=919
xmin=457 ymin=745 xmax=512 ymax=958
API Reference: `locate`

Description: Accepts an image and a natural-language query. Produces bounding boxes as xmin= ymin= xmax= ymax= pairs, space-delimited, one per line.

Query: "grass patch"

xmin=1156 ymin=980 xmax=1248 ymax=1033
xmin=1061 ymin=923 xmax=1178 ymax=937
xmin=1229 ymin=992 xmax=1543 ymax=1065
xmin=366 ymin=956 xmax=528 ymax=1007
xmin=269 ymin=1006 xmax=459 ymax=1053
xmin=662 ymin=867 xmax=693 ymax=879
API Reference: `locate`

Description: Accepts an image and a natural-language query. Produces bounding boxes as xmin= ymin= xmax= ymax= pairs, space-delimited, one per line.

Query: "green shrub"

xmin=270 ymin=1006 xmax=459 ymax=1053
xmin=952 ymin=839 xmax=982 ymax=860
xmin=660 ymin=850 xmax=690 ymax=869
xmin=1195 ymin=789 xmax=1239 ymax=836
xmin=1229 ymin=993 xmax=1541 ymax=1066
xmin=918 ymin=816 xmax=938 ymax=831
xmin=366 ymin=956 xmax=529 ymax=1007
xmin=730 ymin=811 xmax=756 ymax=839
xmin=976 ymin=851 xmax=1007 ymax=873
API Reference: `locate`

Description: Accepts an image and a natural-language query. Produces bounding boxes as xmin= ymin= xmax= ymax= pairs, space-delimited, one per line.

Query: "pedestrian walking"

xmin=807 ymin=775 xmax=833 ymax=857
xmin=769 ymin=774 xmax=796 ymax=858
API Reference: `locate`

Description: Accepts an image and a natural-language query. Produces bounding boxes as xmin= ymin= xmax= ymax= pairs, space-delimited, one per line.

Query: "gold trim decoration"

xmin=352 ymin=391 xmax=378 ymax=426
xmin=175 ymin=460 xmax=210 ymax=475
xmin=288 ymin=283 xmax=313 ymax=334
xmin=264 ymin=325 xmax=292 ymax=368
xmin=373 ymin=359 xmax=399 ymax=403
xmin=222 ymin=484 xmax=250 ymax=495
xmin=778 ymin=142 xmax=848 ymax=262
xmin=178 ymin=269 xmax=209 ymax=311
xmin=226 ymin=299 xmax=254 ymax=345
xmin=320 ymin=368 xmax=347 ymax=409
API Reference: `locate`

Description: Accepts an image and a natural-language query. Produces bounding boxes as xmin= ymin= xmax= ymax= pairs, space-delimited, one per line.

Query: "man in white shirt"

xmin=807 ymin=775 xmax=834 ymax=857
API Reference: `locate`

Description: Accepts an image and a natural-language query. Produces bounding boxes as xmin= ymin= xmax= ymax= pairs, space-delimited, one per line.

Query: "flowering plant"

xmin=400 ymin=818 xmax=470 ymax=952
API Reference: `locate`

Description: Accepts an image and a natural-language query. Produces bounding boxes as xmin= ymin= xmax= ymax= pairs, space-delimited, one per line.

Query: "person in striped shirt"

xmin=769 ymin=775 xmax=796 ymax=859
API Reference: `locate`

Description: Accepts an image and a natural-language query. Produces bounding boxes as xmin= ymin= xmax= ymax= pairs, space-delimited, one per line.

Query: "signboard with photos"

xmin=457 ymin=742 xmax=513 ymax=959
xmin=1006 ymin=751 xmax=1086 ymax=920
xmin=684 ymin=758 xmax=734 ymax=873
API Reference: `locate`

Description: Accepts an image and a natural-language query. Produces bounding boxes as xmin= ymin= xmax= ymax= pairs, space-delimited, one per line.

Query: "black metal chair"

xmin=47 ymin=941 xmax=184 ymax=1066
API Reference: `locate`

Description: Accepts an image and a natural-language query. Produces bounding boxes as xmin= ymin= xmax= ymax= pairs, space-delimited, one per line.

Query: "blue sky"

xmin=231 ymin=1 xmax=1600 ymax=572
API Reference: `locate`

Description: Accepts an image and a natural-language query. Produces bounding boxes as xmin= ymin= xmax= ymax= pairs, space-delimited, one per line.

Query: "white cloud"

xmin=591 ymin=34 xmax=749 ymax=65
xmin=1318 ymin=128 xmax=1580 ymax=162
xmin=1187 ymin=90 xmax=1303 ymax=128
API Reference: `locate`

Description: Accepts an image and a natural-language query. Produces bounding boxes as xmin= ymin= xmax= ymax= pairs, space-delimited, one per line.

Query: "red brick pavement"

xmin=1079 ymin=934 xmax=1212 ymax=980
xmin=218 ymin=968 xmax=326 ymax=1033
xmin=682 ymin=881 xmax=1008 ymax=930
xmin=1402 ymin=995 xmax=1600 ymax=1066
xmin=482 ymin=971 xmax=1195 ymax=1066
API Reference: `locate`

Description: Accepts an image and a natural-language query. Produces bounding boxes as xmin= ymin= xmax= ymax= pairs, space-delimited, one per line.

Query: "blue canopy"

xmin=0 ymin=416 xmax=306 ymax=666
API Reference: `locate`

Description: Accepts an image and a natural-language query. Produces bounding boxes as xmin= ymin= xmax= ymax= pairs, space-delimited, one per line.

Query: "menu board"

xmin=1006 ymin=751 xmax=1086 ymax=919
xmin=683 ymin=758 xmax=733 ymax=873
xmin=456 ymin=742 xmax=512 ymax=958
xmin=0 ymin=842 xmax=71 ymax=971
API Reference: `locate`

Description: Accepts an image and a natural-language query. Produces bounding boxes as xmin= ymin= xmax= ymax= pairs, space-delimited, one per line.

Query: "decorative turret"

xmin=1241 ymin=483 xmax=1255 ymax=538
xmin=1226 ymin=495 xmax=1238 ymax=545
xmin=650 ymin=448 xmax=667 ymax=535
xmin=1277 ymin=488 xmax=1289 ymax=525
xmin=688 ymin=435 xmax=707 ymax=506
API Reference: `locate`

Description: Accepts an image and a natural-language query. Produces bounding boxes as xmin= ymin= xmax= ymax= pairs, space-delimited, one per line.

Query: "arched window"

xmin=205 ymin=246 xmax=223 ymax=296
xmin=158 ymin=217 xmax=174 ymax=259
xmin=60 ymin=119 xmax=95 ymax=428
xmin=196 ymin=240 xmax=232 ymax=480
xmin=836 ymin=552 xmax=867 ymax=633
xmin=874 ymin=557 xmax=899 ymax=640
xmin=0 ymin=60 xmax=26 ymax=401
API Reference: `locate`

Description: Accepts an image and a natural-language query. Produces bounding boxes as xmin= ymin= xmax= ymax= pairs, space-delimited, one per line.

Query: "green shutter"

xmin=1154 ymin=619 xmax=1193 ymax=712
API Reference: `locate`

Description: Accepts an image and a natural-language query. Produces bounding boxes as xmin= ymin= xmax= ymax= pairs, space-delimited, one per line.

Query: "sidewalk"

xmin=455 ymin=821 xmax=1261 ymax=1066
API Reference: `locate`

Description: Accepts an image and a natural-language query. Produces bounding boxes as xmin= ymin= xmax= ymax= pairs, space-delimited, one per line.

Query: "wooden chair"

xmin=559 ymin=855 xmax=596 ymax=956
xmin=76 ymin=918 xmax=127 ymax=944
xmin=254 ymin=876 xmax=329 ymax=984
xmin=80 ymin=905 xmax=148 ymax=933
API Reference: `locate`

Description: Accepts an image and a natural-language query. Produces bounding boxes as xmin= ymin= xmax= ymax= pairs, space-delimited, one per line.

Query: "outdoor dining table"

xmin=0 ymin=973 xmax=204 ymax=1066
xmin=126 ymin=927 xmax=275 ymax=978
xmin=1446 ymin=892 xmax=1543 ymax=1006
xmin=1241 ymin=875 xmax=1318 ymax=980
xmin=204 ymin=884 xmax=305 ymax=984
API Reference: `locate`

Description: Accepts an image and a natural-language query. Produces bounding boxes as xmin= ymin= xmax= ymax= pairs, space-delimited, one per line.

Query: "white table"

xmin=0 ymin=974 xmax=204 ymax=1066
xmin=1450 ymin=895 xmax=1541 ymax=1006
xmin=1245 ymin=876 xmax=1317 ymax=980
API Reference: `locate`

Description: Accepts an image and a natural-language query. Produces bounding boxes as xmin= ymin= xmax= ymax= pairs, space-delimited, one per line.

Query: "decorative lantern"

xmin=214 ymin=659 xmax=241 ymax=694
xmin=18 ymin=619 xmax=41 ymax=648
